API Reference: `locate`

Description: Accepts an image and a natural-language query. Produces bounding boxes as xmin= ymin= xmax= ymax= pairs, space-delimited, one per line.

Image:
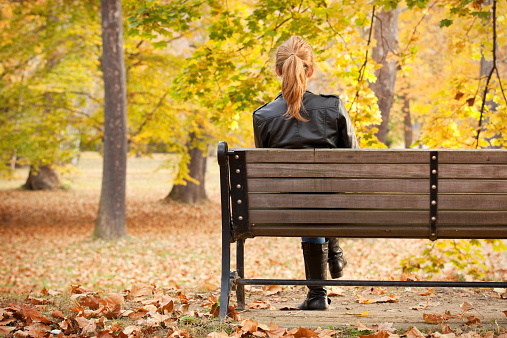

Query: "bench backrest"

xmin=218 ymin=143 xmax=507 ymax=241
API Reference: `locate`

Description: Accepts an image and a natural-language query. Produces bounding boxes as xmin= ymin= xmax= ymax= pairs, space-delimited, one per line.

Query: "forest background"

xmin=1 ymin=0 xmax=506 ymax=304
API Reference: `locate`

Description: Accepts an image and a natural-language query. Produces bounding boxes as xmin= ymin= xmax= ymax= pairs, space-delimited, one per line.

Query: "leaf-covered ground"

xmin=0 ymin=153 xmax=506 ymax=337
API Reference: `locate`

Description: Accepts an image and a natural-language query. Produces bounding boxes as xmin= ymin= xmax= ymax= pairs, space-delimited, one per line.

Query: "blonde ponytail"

xmin=275 ymin=36 xmax=314 ymax=121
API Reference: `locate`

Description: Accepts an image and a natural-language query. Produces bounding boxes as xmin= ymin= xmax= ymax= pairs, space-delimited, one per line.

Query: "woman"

xmin=252 ymin=36 xmax=359 ymax=310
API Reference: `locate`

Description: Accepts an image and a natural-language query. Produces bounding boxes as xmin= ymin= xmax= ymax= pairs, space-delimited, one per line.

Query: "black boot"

xmin=298 ymin=242 xmax=330 ymax=310
xmin=327 ymin=238 xmax=347 ymax=279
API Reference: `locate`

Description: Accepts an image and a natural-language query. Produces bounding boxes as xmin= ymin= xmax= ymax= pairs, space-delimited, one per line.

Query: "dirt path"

xmin=234 ymin=286 xmax=507 ymax=332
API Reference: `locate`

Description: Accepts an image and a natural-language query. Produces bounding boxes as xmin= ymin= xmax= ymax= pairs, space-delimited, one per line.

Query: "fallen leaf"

xmin=372 ymin=323 xmax=395 ymax=334
xmin=51 ymin=310 xmax=64 ymax=319
xmin=21 ymin=304 xmax=52 ymax=324
xmin=103 ymin=293 xmax=124 ymax=307
xmin=294 ymin=327 xmax=319 ymax=338
xmin=346 ymin=310 xmax=368 ymax=317
xmin=248 ymin=300 xmax=273 ymax=310
xmin=122 ymin=325 xmax=140 ymax=336
xmin=74 ymin=294 xmax=102 ymax=310
xmin=441 ymin=322 xmax=454 ymax=334
xmin=460 ymin=301 xmax=474 ymax=314
xmin=25 ymin=295 xmax=49 ymax=305
xmin=69 ymin=285 xmax=91 ymax=295
xmin=240 ymin=319 xmax=258 ymax=334
xmin=465 ymin=315 xmax=481 ymax=326
xmin=129 ymin=285 xmax=153 ymax=298
xmin=502 ymin=310 xmax=506 ymax=317
xmin=483 ymin=332 xmax=494 ymax=338
xmin=405 ymin=327 xmax=425 ymax=338
xmin=207 ymin=331 xmax=229 ymax=338
xmin=419 ymin=289 xmax=434 ymax=296
xmin=359 ymin=331 xmax=389 ymax=338
xmin=75 ymin=316 xmax=96 ymax=333
xmin=263 ymin=285 xmax=283 ymax=296
xmin=327 ymin=286 xmax=345 ymax=297
xmin=423 ymin=313 xmax=443 ymax=324
xmin=354 ymin=320 xmax=372 ymax=331
xmin=0 ymin=326 xmax=16 ymax=335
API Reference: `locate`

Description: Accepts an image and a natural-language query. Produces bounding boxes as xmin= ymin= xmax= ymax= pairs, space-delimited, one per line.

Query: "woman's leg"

xmin=327 ymin=238 xmax=347 ymax=278
xmin=298 ymin=237 xmax=329 ymax=310
xmin=301 ymin=237 xmax=325 ymax=244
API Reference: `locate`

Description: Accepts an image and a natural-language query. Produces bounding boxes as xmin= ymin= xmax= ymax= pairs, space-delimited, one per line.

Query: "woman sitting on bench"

xmin=252 ymin=35 xmax=360 ymax=310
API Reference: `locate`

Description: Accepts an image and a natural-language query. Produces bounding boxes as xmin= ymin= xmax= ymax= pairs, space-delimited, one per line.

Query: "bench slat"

xmin=249 ymin=194 xmax=429 ymax=209
xmin=438 ymin=151 xmax=507 ymax=164
xmin=440 ymin=164 xmax=507 ymax=179
xmin=438 ymin=211 xmax=507 ymax=225
xmin=248 ymin=178 xmax=429 ymax=193
xmin=249 ymin=224 xmax=507 ymax=239
xmin=313 ymin=150 xmax=429 ymax=164
xmin=247 ymin=164 xmax=429 ymax=179
xmin=439 ymin=195 xmax=507 ymax=210
xmin=440 ymin=180 xmax=507 ymax=193
xmin=250 ymin=224 xmax=431 ymax=238
xmin=250 ymin=210 xmax=428 ymax=224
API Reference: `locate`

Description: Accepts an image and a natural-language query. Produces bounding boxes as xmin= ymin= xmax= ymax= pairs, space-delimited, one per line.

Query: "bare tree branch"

xmin=348 ymin=5 xmax=376 ymax=113
xmin=475 ymin=0 xmax=497 ymax=148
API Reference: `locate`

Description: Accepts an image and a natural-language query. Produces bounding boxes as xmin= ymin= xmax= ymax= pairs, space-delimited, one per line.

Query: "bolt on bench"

xmin=217 ymin=141 xmax=507 ymax=320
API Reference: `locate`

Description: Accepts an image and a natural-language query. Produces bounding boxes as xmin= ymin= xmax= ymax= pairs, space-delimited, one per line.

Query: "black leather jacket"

xmin=253 ymin=91 xmax=359 ymax=149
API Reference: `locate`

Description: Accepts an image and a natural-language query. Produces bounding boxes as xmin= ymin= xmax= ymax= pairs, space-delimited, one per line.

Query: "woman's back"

xmin=253 ymin=91 xmax=359 ymax=149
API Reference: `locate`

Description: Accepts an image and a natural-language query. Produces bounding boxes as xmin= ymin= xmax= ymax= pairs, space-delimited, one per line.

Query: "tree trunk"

xmin=24 ymin=165 xmax=60 ymax=190
xmin=95 ymin=0 xmax=127 ymax=240
xmin=370 ymin=7 xmax=400 ymax=146
xmin=167 ymin=133 xmax=208 ymax=204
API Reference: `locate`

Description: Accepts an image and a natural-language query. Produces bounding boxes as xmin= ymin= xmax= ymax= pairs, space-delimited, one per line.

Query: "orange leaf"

xmin=354 ymin=320 xmax=372 ymax=331
xmin=465 ymin=315 xmax=481 ymax=326
xmin=441 ymin=322 xmax=454 ymax=334
xmin=294 ymin=327 xmax=319 ymax=338
xmin=75 ymin=294 xmax=102 ymax=310
xmin=502 ymin=310 xmax=506 ymax=317
xmin=346 ymin=310 xmax=368 ymax=317
xmin=103 ymin=294 xmax=124 ymax=307
xmin=240 ymin=319 xmax=258 ymax=334
xmin=405 ymin=327 xmax=425 ymax=338
xmin=359 ymin=331 xmax=389 ymax=338
xmin=129 ymin=285 xmax=153 ymax=298
xmin=0 ymin=326 xmax=15 ymax=335
xmin=51 ymin=310 xmax=64 ymax=319
xmin=263 ymin=285 xmax=282 ymax=296
xmin=423 ymin=313 xmax=443 ymax=324
xmin=419 ymin=289 xmax=435 ymax=296
xmin=248 ymin=300 xmax=272 ymax=309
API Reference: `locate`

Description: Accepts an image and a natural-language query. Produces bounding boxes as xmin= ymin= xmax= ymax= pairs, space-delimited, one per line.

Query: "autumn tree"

xmin=94 ymin=0 xmax=128 ymax=240
xmin=370 ymin=6 xmax=401 ymax=146
xmin=0 ymin=1 xmax=102 ymax=188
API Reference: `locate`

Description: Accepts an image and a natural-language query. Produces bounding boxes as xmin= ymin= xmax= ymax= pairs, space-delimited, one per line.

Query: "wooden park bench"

xmin=216 ymin=141 xmax=507 ymax=320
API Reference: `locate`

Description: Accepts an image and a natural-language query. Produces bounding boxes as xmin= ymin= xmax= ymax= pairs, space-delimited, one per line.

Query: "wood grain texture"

xmin=249 ymin=209 xmax=428 ymax=224
xmin=439 ymin=180 xmax=507 ymax=193
xmin=438 ymin=195 xmax=507 ymax=210
xmin=249 ymin=194 xmax=429 ymax=209
xmin=438 ymin=150 xmax=507 ymax=164
xmin=247 ymin=178 xmax=429 ymax=193
xmin=439 ymin=164 xmax=507 ymax=179
xmin=246 ymin=163 xmax=429 ymax=179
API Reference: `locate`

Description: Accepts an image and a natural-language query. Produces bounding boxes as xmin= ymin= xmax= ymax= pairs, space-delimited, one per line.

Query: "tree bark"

xmin=167 ymin=133 xmax=208 ymax=204
xmin=370 ymin=7 xmax=400 ymax=146
xmin=24 ymin=165 xmax=60 ymax=190
xmin=401 ymin=91 xmax=413 ymax=148
xmin=95 ymin=0 xmax=127 ymax=240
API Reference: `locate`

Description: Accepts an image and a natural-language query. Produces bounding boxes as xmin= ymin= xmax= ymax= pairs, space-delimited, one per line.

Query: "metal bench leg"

xmin=236 ymin=239 xmax=245 ymax=310
xmin=219 ymin=228 xmax=231 ymax=321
